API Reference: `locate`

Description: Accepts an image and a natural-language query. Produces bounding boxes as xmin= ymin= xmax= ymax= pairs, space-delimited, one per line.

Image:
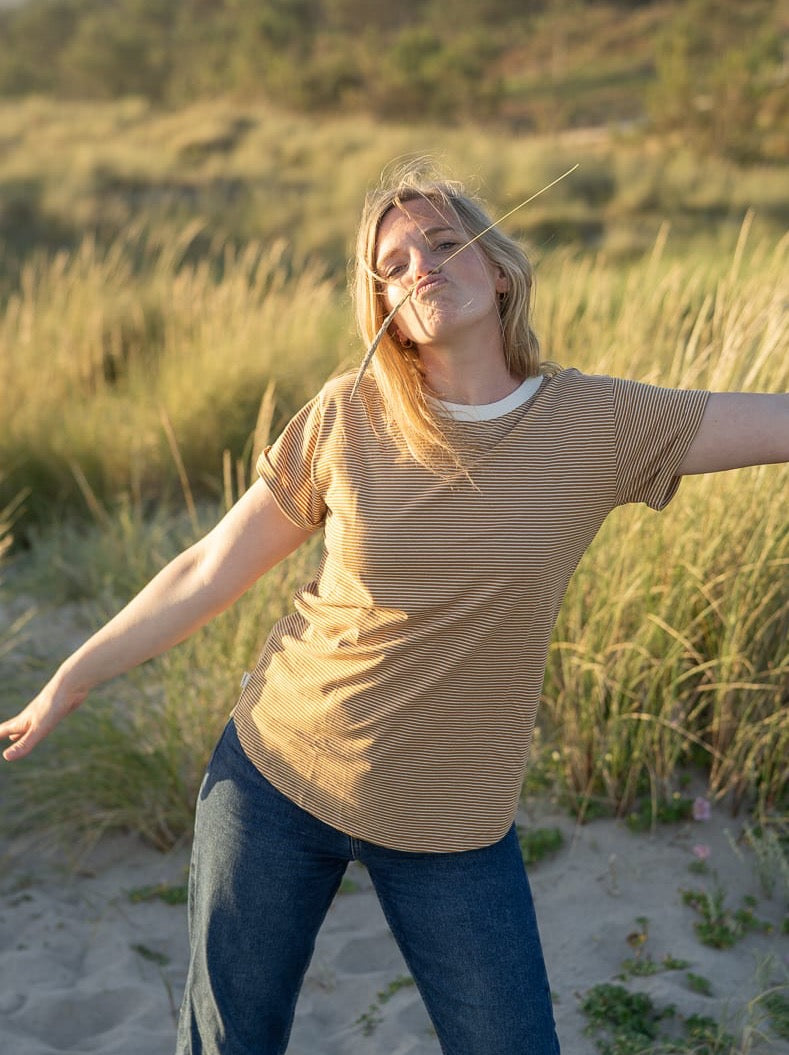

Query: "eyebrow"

xmin=375 ymin=225 xmax=461 ymax=270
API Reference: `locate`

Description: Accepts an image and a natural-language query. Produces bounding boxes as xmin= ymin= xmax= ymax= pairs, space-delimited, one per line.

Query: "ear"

xmin=494 ymin=268 xmax=509 ymax=294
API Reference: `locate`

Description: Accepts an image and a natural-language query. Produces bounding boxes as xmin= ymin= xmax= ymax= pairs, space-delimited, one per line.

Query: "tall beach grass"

xmin=0 ymin=211 xmax=786 ymax=852
xmin=0 ymin=225 xmax=350 ymax=529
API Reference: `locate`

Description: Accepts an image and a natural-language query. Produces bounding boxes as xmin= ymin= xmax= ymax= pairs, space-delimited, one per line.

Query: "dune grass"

xmin=0 ymin=179 xmax=786 ymax=852
xmin=0 ymin=226 xmax=350 ymax=528
xmin=534 ymin=218 xmax=789 ymax=819
xmin=1 ymin=490 xmax=326 ymax=852
xmin=1 ymin=96 xmax=786 ymax=287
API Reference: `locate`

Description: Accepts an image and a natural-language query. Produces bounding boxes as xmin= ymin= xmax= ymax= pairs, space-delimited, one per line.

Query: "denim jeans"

xmin=175 ymin=719 xmax=561 ymax=1055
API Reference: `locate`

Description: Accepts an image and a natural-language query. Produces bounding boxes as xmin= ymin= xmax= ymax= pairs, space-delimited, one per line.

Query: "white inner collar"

xmin=434 ymin=375 xmax=545 ymax=422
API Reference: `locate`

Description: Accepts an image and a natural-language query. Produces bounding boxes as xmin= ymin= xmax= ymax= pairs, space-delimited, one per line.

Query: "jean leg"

xmin=362 ymin=826 xmax=560 ymax=1055
xmin=175 ymin=720 xmax=349 ymax=1055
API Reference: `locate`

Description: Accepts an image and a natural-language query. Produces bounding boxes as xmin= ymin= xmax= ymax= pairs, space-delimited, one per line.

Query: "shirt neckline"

xmin=434 ymin=375 xmax=545 ymax=422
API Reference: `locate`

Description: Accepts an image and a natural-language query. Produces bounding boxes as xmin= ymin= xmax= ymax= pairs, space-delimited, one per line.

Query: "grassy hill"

xmin=0 ymin=0 xmax=784 ymax=158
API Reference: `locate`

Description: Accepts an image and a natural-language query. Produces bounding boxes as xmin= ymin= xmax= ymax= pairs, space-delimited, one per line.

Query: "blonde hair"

xmin=352 ymin=161 xmax=546 ymax=473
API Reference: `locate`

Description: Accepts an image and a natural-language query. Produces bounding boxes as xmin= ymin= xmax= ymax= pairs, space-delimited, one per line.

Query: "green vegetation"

xmin=686 ymin=972 xmax=714 ymax=997
xmin=0 ymin=3 xmax=785 ymax=854
xmin=128 ymin=882 xmax=189 ymax=905
xmin=1 ymin=177 xmax=786 ymax=848
xmin=616 ymin=917 xmax=690 ymax=981
xmin=581 ymin=909 xmax=788 ymax=1050
xmin=2 ymin=526 xmax=323 ymax=851
xmin=626 ymin=794 xmax=693 ymax=832
xmin=0 ymin=1 xmax=784 ymax=163
xmin=580 ymin=982 xmax=742 ymax=1053
xmin=763 ymin=988 xmax=789 ymax=1040
xmin=1 ymin=95 xmax=785 ymax=299
xmin=356 ymin=975 xmax=416 ymax=1036
xmin=517 ymin=825 xmax=564 ymax=865
xmin=618 ymin=954 xmax=690 ymax=981
xmin=581 ymin=983 xmax=675 ymax=1050
xmin=680 ymin=887 xmax=771 ymax=949
xmin=740 ymin=819 xmax=789 ymax=900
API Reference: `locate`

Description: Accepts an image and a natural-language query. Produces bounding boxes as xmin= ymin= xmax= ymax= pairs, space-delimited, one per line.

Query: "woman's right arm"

xmin=0 ymin=478 xmax=314 ymax=761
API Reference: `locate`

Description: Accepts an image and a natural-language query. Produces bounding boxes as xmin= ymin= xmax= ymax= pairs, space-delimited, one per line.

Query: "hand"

xmin=0 ymin=681 xmax=88 ymax=761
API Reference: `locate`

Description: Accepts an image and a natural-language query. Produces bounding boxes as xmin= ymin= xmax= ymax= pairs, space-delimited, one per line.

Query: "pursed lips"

xmin=414 ymin=274 xmax=446 ymax=300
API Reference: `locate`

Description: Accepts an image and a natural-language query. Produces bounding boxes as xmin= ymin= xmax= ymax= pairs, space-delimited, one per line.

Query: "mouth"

xmin=414 ymin=274 xmax=445 ymax=300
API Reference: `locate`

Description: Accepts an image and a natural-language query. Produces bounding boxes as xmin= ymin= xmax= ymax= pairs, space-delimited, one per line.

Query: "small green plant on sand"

xmin=581 ymin=983 xmax=674 ymax=1052
xmin=517 ymin=825 xmax=564 ymax=865
xmin=581 ymin=983 xmax=740 ymax=1054
xmin=626 ymin=794 xmax=693 ymax=833
xmin=681 ymin=886 xmax=771 ymax=948
xmin=682 ymin=1014 xmax=735 ymax=1053
xmin=617 ymin=917 xmax=689 ymax=980
xmin=740 ymin=820 xmax=789 ymax=900
xmin=762 ymin=988 xmax=789 ymax=1040
xmin=618 ymin=953 xmax=690 ymax=981
xmin=356 ymin=975 xmax=415 ymax=1036
xmin=685 ymin=972 xmax=713 ymax=997
xmin=687 ymin=859 xmax=710 ymax=876
xmin=128 ymin=882 xmax=189 ymax=905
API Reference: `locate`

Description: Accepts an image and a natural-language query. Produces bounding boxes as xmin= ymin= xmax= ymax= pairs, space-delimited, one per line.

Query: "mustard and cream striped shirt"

xmin=233 ymin=368 xmax=708 ymax=852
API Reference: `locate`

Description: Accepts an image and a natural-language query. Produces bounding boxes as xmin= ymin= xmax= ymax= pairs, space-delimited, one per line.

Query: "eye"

xmin=435 ymin=240 xmax=460 ymax=251
xmin=382 ymin=262 xmax=406 ymax=279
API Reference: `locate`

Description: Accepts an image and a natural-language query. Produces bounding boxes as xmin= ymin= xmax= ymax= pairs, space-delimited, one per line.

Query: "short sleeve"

xmin=256 ymin=393 xmax=328 ymax=530
xmin=612 ymin=379 xmax=709 ymax=509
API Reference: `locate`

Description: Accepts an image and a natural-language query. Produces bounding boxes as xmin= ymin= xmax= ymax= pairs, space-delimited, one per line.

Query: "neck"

xmin=418 ymin=337 xmax=518 ymax=406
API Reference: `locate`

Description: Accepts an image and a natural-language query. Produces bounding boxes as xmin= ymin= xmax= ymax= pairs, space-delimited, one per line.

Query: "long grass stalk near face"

xmin=350 ymin=164 xmax=580 ymax=397
xmin=350 ymin=291 xmax=412 ymax=400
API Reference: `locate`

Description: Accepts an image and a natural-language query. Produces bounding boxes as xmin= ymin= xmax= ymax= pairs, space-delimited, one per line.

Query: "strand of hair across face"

xmin=350 ymin=164 xmax=580 ymax=400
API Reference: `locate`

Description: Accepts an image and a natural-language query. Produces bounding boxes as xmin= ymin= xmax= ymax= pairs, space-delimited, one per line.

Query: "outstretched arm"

xmin=0 ymin=479 xmax=313 ymax=760
xmin=679 ymin=393 xmax=789 ymax=475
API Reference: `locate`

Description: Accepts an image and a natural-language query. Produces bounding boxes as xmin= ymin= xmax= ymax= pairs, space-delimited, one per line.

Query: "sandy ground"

xmin=1 ymin=796 xmax=787 ymax=1055
xmin=1 ymin=592 xmax=787 ymax=1052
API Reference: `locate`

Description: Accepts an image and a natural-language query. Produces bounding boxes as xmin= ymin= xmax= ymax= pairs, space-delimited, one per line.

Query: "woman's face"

xmin=374 ymin=198 xmax=508 ymax=349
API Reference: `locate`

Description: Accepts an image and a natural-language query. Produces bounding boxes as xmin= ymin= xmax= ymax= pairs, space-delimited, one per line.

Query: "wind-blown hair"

xmin=352 ymin=161 xmax=547 ymax=473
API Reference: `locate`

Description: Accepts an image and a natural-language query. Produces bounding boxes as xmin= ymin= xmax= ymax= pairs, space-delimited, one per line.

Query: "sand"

xmin=1 ymin=796 xmax=786 ymax=1055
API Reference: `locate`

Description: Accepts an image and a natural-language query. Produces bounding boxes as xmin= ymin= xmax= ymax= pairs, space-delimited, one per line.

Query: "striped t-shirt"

xmin=233 ymin=368 xmax=708 ymax=852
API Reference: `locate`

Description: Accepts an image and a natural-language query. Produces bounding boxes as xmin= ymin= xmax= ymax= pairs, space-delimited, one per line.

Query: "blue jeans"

xmin=175 ymin=719 xmax=560 ymax=1054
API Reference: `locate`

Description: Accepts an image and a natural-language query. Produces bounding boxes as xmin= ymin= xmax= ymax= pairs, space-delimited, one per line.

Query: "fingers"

xmin=2 ymin=686 xmax=88 ymax=761
xmin=1 ymin=713 xmax=33 ymax=761
xmin=1 ymin=702 xmax=49 ymax=761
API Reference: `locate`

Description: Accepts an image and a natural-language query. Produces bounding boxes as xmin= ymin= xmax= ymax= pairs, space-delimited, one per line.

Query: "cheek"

xmin=383 ymin=282 xmax=402 ymax=312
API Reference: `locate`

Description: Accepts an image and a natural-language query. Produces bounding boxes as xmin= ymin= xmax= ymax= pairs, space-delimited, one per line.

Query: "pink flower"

xmin=692 ymin=844 xmax=711 ymax=861
xmin=692 ymin=797 xmax=711 ymax=821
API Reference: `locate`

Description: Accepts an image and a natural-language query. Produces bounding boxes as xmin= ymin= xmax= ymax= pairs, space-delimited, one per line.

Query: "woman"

xmin=2 ymin=164 xmax=787 ymax=1055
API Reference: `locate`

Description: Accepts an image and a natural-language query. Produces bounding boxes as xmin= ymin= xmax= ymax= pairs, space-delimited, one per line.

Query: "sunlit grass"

xmin=0 ymin=163 xmax=786 ymax=849
xmin=1 ymin=97 xmax=786 ymax=285
xmin=2 ymin=497 xmax=324 ymax=853
xmin=537 ymin=219 xmax=788 ymax=818
xmin=0 ymin=226 xmax=350 ymax=527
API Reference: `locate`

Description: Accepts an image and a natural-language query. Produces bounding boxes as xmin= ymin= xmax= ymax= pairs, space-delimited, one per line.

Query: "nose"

xmin=405 ymin=246 xmax=437 ymax=286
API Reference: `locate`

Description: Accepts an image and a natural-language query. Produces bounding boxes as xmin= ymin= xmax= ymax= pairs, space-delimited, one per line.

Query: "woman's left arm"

xmin=679 ymin=393 xmax=789 ymax=475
